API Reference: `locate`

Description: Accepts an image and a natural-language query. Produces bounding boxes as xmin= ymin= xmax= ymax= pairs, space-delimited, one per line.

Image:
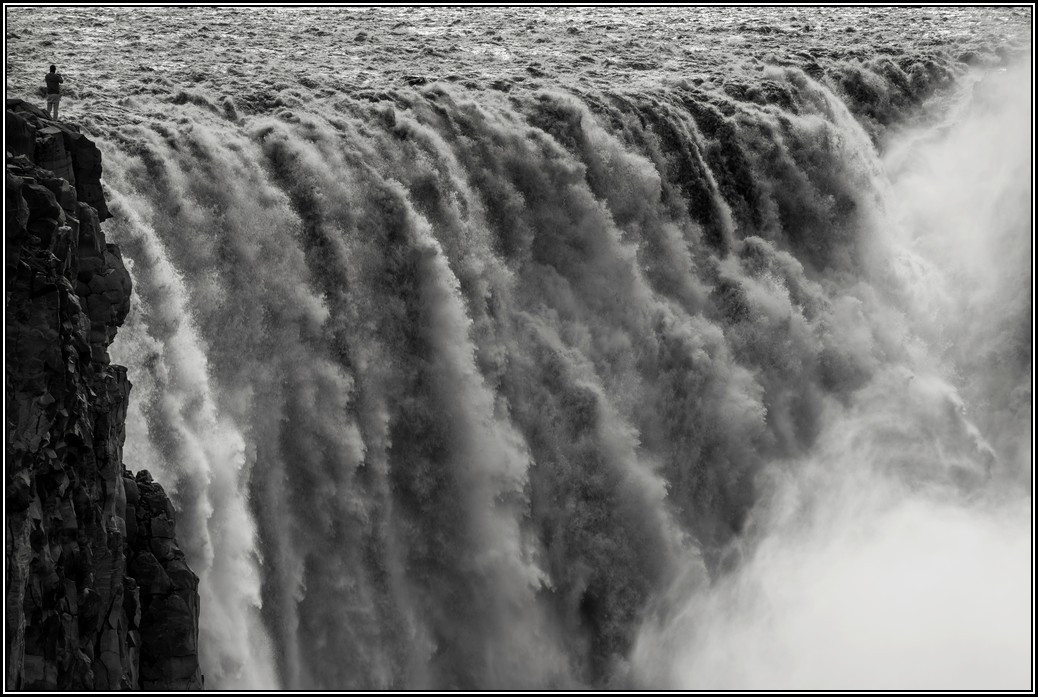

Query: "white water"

xmin=632 ymin=59 xmax=1033 ymax=690
xmin=84 ymin=48 xmax=1031 ymax=689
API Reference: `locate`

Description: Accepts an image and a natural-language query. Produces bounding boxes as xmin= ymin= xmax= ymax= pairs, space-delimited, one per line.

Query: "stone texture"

xmin=6 ymin=99 xmax=110 ymax=221
xmin=5 ymin=107 xmax=201 ymax=691
xmin=127 ymin=472 xmax=203 ymax=690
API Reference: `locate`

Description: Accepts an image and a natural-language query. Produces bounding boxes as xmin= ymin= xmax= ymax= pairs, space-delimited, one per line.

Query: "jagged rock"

xmin=5 ymin=105 xmax=201 ymax=691
xmin=150 ymin=516 xmax=176 ymax=539
xmin=6 ymin=107 xmax=110 ymax=221
xmin=129 ymin=553 xmax=173 ymax=597
xmin=40 ymin=176 xmax=78 ymax=215
xmin=6 ymin=109 xmax=36 ymax=158
xmin=64 ymin=129 xmax=109 ymax=221
xmin=164 ymin=560 xmax=199 ymax=592
xmin=129 ymin=475 xmax=201 ymax=690
xmin=19 ymin=180 xmax=64 ymax=223
xmin=6 ymin=97 xmax=50 ymax=120
xmin=36 ymin=126 xmax=76 ymax=187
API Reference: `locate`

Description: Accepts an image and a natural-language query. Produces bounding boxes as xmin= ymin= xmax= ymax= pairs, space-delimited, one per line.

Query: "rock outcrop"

xmin=5 ymin=100 xmax=202 ymax=690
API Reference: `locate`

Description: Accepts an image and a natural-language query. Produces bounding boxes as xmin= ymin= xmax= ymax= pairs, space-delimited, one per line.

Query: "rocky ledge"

xmin=5 ymin=98 xmax=202 ymax=690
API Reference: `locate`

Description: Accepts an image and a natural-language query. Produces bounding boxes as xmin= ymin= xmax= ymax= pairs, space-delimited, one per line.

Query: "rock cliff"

xmin=5 ymin=99 xmax=202 ymax=690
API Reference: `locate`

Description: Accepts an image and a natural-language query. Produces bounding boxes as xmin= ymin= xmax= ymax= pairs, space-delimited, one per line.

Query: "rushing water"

xmin=6 ymin=7 xmax=1032 ymax=690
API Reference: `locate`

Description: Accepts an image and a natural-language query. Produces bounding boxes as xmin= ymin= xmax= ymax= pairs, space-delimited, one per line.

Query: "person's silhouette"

xmin=45 ymin=64 xmax=64 ymax=120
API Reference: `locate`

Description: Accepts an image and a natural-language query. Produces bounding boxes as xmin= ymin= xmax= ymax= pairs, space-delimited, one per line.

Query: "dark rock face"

xmin=7 ymin=99 xmax=110 ymax=221
xmin=5 ymin=107 xmax=201 ymax=690
xmin=128 ymin=472 xmax=202 ymax=690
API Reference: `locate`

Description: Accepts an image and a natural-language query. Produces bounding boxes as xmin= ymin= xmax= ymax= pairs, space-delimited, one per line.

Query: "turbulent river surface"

xmin=6 ymin=6 xmax=1033 ymax=690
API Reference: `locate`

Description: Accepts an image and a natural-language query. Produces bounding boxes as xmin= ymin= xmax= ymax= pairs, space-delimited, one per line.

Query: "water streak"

xmin=97 ymin=57 xmax=1030 ymax=689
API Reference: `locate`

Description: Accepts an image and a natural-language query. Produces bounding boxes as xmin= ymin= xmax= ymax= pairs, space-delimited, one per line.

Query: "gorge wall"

xmin=5 ymin=99 xmax=202 ymax=691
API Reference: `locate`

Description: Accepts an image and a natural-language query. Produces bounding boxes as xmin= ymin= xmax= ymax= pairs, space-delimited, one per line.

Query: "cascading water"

xmin=6 ymin=7 xmax=1031 ymax=690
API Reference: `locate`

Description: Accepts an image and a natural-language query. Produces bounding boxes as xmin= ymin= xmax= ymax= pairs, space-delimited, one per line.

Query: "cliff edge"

xmin=5 ymin=98 xmax=203 ymax=690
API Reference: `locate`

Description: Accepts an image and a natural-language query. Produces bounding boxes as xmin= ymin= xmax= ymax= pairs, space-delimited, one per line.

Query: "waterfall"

xmin=91 ymin=56 xmax=1030 ymax=689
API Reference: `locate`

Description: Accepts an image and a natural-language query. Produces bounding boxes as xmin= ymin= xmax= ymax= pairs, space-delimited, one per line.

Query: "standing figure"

xmin=45 ymin=64 xmax=63 ymax=120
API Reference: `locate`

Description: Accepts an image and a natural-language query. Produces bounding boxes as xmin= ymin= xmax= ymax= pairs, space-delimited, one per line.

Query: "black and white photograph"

xmin=3 ymin=3 xmax=1033 ymax=691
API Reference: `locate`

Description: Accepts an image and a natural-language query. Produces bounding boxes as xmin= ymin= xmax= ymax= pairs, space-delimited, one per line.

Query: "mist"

xmin=630 ymin=57 xmax=1032 ymax=691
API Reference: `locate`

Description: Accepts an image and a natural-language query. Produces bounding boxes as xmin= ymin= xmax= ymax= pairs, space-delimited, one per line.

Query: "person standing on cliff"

xmin=45 ymin=64 xmax=63 ymax=120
